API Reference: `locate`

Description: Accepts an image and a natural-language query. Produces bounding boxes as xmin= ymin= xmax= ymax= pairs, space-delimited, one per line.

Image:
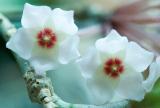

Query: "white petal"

xmin=77 ymin=47 xmax=100 ymax=79
xmin=111 ymin=92 xmax=126 ymax=102
xmin=30 ymin=57 xmax=58 ymax=75
xmin=116 ymin=69 xmax=145 ymax=101
xmin=156 ymin=57 xmax=160 ymax=70
xmin=59 ymin=36 xmax=80 ymax=64
xmin=22 ymin=3 xmax=51 ymax=28
xmin=30 ymin=44 xmax=59 ymax=74
xmin=142 ymin=57 xmax=160 ymax=92
xmin=125 ymin=42 xmax=154 ymax=72
xmin=105 ymin=29 xmax=124 ymax=41
xmin=96 ymin=30 xmax=128 ymax=54
xmin=52 ymin=8 xmax=78 ymax=36
xmin=48 ymin=62 xmax=92 ymax=104
xmin=6 ymin=28 xmax=34 ymax=60
xmin=87 ymin=71 xmax=119 ymax=105
xmin=31 ymin=41 xmax=58 ymax=59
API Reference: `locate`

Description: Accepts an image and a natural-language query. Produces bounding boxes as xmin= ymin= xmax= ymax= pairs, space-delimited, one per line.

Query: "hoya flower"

xmin=78 ymin=30 xmax=155 ymax=105
xmin=6 ymin=3 xmax=80 ymax=74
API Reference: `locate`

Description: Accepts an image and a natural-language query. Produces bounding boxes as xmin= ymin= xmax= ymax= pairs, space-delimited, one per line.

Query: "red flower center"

xmin=37 ymin=28 xmax=57 ymax=49
xmin=104 ymin=58 xmax=124 ymax=78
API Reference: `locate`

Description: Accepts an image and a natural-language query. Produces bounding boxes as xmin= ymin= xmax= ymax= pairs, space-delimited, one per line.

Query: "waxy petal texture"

xmin=6 ymin=3 xmax=80 ymax=74
xmin=78 ymin=29 xmax=156 ymax=105
xmin=6 ymin=28 xmax=34 ymax=59
xmin=143 ymin=57 xmax=160 ymax=92
xmin=22 ymin=3 xmax=52 ymax=28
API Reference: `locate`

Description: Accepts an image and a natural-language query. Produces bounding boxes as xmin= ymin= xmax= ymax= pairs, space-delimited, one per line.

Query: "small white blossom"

xmin=78 ymin=30 xmax=155 ymax=105
xmin=6 ymin=3 xmax=80 ymax=74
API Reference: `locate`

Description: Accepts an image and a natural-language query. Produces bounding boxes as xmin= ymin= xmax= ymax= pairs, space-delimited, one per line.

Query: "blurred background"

xmin=0 ymin=0 xmax=160 ymax=108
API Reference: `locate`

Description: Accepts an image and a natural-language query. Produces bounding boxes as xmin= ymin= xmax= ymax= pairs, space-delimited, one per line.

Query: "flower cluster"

xmin=6 ymin=3 xmax=160 ymax=105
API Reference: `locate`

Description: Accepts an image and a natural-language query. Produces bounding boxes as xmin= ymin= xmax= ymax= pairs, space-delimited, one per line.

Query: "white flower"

xmin=6 ymin=3 xmax=80 ymax=74
xmin=143 ymin=57 xmax=160 ymax=92
xmin=78 ymin=30 xmax=155 ymax=105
